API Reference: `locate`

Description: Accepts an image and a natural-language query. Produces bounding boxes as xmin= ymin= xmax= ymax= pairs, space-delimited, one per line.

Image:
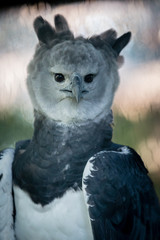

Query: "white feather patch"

xmin=82 ymin=157 xmax=98 ymax=220
xmin=14 ymin=186 xmax=93 ymax=240
xmin=105 ymin=146 xmax=130 ymax=155
xmin=0 ymin=148 xmax=15 ymax=240
xmin=118 ymin=146 xmax=130 ymax=155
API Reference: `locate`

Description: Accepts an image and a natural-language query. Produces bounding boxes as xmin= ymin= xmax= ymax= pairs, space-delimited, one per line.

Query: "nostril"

xmin=82 ymin=90 xmax=89 ymax=94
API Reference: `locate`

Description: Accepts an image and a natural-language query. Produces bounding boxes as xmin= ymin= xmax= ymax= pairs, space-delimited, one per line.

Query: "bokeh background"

xmin=0 ymin=0 xmax=160 ymax=198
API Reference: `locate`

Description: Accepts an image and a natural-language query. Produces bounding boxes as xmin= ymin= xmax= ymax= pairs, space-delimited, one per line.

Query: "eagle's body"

xmin=13 ymin=111 xmax=112 ymax=240
xmin=13 ymin=111 xmax=112 ymax=206
xmin=0 ymin=14 xmax=160 ymax=240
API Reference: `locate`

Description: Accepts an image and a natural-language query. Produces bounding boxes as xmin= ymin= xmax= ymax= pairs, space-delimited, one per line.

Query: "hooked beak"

xmin=60 ymin=73 xmax=88 ymax=102
xmin=71 ymin=74 xmax=83 ymax=102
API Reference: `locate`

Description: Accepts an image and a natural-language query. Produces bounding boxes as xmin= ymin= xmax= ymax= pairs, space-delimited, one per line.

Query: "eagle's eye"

xmin=55 ymin=73 xmax=65 ymax=83
xmin=84 ymin=74 xmax=94 ymax=83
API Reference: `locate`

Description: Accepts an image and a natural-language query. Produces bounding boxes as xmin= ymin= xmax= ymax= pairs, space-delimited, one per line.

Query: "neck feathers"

xmin=13 ymin=110 xmax=113 ymax=205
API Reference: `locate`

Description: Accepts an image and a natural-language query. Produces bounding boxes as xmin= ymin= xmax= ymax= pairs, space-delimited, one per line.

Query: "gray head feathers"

xmin=27 ymin=14 xmax=131 ymax=124
xmin=33 ymin=14 xmax=74 ymax=46
xmin=33 ymin=14 xmax=131 ymax=56
xmin=33 ymin=16 xmax=55 ymax=45
xmin=54 ymin=14 xmax=70 ymax=32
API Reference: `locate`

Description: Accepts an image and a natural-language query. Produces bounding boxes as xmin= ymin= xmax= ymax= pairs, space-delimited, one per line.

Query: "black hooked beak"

xmin=71 ymin=74 xmax=83 ymax=102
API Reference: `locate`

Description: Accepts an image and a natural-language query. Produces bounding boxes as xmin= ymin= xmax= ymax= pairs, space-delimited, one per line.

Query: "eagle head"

xmin=27 ymin=15 xmax=131 ymax=123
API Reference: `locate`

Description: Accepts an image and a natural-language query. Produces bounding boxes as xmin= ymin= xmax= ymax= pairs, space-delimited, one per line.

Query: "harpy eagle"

xmin=0 ymin=14 xmax=160 ymax=240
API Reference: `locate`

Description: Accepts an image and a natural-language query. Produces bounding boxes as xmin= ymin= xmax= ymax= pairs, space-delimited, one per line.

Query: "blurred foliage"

xmin=113 ymin=107 xmax=160 ymax=148
xmin=113 ymin=108 xmax=160 ymax=199
xmin=0 ymin=111 xmax=33 ymax=150
xmin=0 ymin=108 xmax=159 ymax=199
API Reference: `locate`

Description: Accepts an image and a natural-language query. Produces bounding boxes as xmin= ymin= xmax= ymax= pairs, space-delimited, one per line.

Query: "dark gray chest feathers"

xmin=12 ymin=115 xmax=112 ymax=206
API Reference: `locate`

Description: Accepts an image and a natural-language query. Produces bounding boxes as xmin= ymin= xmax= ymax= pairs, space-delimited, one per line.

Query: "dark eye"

xmin=84 ymin=74 xmax=94 ymax=83
xmin=55 ymin=73 xmax=65 ymax=82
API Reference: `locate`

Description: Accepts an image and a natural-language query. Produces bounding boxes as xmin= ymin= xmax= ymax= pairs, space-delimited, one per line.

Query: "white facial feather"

xmin=27 ymin=40 xmax=119 ymax=123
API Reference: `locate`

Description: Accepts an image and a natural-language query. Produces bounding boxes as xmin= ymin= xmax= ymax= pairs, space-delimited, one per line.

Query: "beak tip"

xmin=75 ymin=95 xmax=81 ymax=103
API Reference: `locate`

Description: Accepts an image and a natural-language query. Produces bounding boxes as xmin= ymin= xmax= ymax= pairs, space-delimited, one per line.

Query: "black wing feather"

xmin=83 ymin=146 xmax=160 ymax=240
